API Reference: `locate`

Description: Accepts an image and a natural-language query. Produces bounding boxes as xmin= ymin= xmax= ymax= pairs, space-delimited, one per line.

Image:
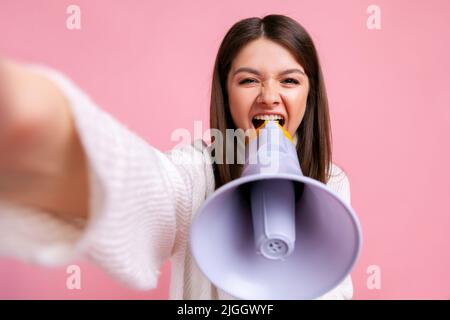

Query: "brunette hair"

xmin=210 ymin=14 xmax=336 ymax=189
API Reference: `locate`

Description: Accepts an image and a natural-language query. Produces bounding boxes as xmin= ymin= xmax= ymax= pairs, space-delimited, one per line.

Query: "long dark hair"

xmin=210 ymin=14 xmax=334 ymax=189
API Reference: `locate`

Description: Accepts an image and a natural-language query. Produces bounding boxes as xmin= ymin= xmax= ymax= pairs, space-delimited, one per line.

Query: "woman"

xmin=0 ymin=14 xmax=353 ymax=299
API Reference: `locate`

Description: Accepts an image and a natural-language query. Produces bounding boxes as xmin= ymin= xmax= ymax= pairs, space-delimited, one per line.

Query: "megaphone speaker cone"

xmin=190 ymin=120 xmax=362 ymax=299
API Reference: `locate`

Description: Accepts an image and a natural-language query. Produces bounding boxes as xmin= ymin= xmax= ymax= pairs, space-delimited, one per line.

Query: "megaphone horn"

xmin=190 ymin=120 xmax=362 ymax=300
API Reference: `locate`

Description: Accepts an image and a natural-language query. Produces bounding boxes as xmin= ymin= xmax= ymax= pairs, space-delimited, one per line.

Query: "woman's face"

xmin=226 ymin=37 xmax=310 ymax=138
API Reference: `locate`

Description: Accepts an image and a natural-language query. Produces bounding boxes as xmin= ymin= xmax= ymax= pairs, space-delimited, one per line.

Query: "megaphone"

xmin=190 ymin=120 xmax=362 ymax=300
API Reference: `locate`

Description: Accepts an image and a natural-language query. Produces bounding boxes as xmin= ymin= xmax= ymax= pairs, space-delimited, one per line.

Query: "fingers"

xmin=0 ymin=58 xmax=71 ymax=175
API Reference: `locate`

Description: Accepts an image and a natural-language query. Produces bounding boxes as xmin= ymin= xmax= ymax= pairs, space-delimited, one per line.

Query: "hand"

xmin=0 ymin=58 xmax=89 ymax=220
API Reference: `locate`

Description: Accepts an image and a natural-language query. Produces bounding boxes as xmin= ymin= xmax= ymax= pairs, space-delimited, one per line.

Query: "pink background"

xmin=0 ymin=0 xmax=449 ymax=299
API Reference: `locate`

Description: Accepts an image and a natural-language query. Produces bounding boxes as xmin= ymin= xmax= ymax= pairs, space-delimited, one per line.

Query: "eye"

xmin=238 ymin=78 xmax=300 ymax=85
xmin=239 ymin=78 xmax=257 ymax=85
xmin=282 ymin=78 xmax=300 ymax=85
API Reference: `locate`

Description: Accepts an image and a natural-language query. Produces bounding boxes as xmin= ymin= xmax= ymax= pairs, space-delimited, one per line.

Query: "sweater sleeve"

xmin=0 ymin=64 xmax=205 ymax=290
xmin=316 ymin=167 xmax=354 ymax=300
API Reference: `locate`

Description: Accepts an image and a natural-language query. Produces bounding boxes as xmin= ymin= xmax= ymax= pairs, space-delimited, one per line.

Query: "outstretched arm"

xmin=0 ymin=60 xmax=209 ymax=290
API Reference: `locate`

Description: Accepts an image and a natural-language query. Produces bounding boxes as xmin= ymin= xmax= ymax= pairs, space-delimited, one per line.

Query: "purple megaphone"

xmin=246 ymin=120 xmax=299 ymax=260
xmin=190 ymin=120 xmax=362 ymax=300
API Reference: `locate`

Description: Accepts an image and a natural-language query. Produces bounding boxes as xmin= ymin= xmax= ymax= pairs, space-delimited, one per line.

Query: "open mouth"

xmin=252 ymin=114 xmax=285 ymax=129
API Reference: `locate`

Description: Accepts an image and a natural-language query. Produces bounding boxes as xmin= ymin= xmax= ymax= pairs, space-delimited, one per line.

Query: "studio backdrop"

xmin=0 ymin=0 xmax=449 ymax=299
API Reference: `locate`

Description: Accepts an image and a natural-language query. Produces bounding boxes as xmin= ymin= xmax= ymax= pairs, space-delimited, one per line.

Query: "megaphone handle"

xmin=250 ymin=179 xmax=296 ymax=260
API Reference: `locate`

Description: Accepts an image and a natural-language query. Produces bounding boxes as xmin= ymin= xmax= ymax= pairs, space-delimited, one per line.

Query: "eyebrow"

xmin=232 ymin=67 xmax=306 ymax=77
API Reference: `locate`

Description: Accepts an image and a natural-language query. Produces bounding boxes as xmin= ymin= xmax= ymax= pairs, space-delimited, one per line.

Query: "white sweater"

xmin=0 ymin=65 xmax=354 ymax=300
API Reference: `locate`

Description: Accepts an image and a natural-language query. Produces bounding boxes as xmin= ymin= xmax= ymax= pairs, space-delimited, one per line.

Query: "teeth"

xmin=253 ymin=114 xmax=284 ymax=121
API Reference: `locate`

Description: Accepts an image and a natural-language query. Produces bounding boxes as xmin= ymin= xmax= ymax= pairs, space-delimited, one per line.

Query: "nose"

xmin=256 ymin=81 xmax=281 ymax=107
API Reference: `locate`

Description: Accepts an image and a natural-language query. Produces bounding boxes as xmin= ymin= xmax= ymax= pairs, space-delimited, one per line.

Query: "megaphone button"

xmin=261 ymin=238 xmax=289 ymax=260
